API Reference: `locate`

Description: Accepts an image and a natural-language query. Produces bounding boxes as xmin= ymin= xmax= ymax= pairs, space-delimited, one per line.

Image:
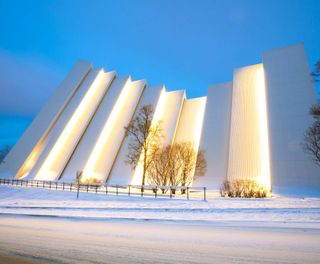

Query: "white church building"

xmin=1 ymin=43 xmax=319 ymax=195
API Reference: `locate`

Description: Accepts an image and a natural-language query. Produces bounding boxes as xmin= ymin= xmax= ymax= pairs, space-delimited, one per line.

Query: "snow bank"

xmin=0 ymin=186 xmax=319 ymax=228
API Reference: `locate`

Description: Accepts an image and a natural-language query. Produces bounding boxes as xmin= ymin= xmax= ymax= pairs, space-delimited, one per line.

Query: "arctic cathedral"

xmin=1 ymin=43 xmax=319 ymax=195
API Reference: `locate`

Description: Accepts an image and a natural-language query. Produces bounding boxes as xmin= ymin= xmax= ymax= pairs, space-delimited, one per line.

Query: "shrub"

xmin=220 ymin=179 xmax=268 ymax=198
xmin=81 ymin=177 xmax=102 ymax=185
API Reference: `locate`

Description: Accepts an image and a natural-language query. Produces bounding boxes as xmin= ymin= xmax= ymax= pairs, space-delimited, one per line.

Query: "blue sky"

xmin=0 ymin=0 xmax=320 ymax=148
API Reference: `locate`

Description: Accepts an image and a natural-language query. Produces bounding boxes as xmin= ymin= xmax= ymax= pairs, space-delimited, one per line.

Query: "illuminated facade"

xmin=1 ymin=43 xmax=319 ymax=195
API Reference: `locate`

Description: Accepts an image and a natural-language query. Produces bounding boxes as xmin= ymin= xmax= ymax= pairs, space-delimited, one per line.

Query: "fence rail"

xmin=0 ymin=178 xmax=207 ymax=201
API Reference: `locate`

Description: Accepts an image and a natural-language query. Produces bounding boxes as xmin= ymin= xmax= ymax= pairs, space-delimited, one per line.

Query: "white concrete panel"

xmin=174 ymin=97 xmax=207 ymax=148
xmin=193 ymin=83 xmax=232 ymax=190
xmin=227 ymin=64 xmax=271 ymax=189
xmin=30 ymin=70 xmax=114 ymax=181
xmin=263 ymin=43 xmax=320 ymax=195
xmin=159 ymin=90 xmax=186 ymax=145
xmin=60 ymin=76 xmax=130 ymax=182
xmin=130 ymin=89 xmax=185 ymax=185
xmin=0 ymin=61 xmax=92 ymax=179
xmin=79 ymin=78 xmax=146 ymax=183
xmin=107 ymin=85 xmax=164 ymax=185
xmin=174 ymin=97 xmax=207 ymax=186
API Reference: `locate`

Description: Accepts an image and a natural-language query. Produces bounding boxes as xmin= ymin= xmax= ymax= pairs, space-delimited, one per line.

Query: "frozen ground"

xmin=0 ymin=186 xmax=319 ymax=263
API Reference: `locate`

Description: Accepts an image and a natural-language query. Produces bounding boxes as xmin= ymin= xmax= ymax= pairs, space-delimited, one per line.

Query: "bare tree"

xmin=303 ymin=59 xmax=320 ymax=167
xmin=147 ymin=141 xmax=207 ymax=194
xmin=175 ymin=142 xmax=206 ymax=193
xmin=167 ymin=143 xmax=184 ymax=192
xmin=304 ymin=121 xmax=320 ymax=166
xmin=311 ymin=59 xmax=320 ymax=82
xmin=147 ymin=145 xmax=170 ymax=193
xmin=0 ymin=145 xmax=11 ymax=164
xmin=303 ymin=101 xmax=320 ymax=166
xmin=124 ymin=105 xmax=162 ymax=191
xmin=304 ymin=104 xmax=320 ymax=166
xmin=309 ymin=103 xmax=320 ymax=119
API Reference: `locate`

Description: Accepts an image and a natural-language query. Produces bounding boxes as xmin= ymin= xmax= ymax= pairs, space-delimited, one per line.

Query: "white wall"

xmin=263 ymin=43 xmax=320 ymax=195
xmin=107 ymin=85 xmax=164 ymax=185
xmin=130 ymin=89 xmax=185 ymax=185
xmin=193 ymin=82 xmax=232 ymax=190
xmin=0 ymin=61 xmax=92 ymax=179
xmin=81 ymin=78 xmax=146 ymax=183
xmin=60 ymin=75 xmax=130 ymax=182
xmin=227 ymin=64 xmax=271 ymax=189
xmin=31 ymin=70 xmax=114 ymax=181
xmin=174 ymin=97 xmax=207 ymax=186
xmin=174 ymin=97 xmax=207 ymax=148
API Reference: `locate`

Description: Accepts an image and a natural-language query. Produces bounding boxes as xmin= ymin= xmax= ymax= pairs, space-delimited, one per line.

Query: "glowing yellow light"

xmin=193 ymin=98 xmax=207 ymax=151
xmin=227 ymin=64 xmax=271 ymax=191
xmin=257 ymin=66 xmax=271 ymax=190
xmin=16 ymin=140 xmax=45 ymax=179
xmin=172 ymin=97 xmax=207 ymax=186
xmin=34 ymin=70 xmax=105 ymax=181
xmin=190 ymin=97 xmax=207 ymax=186
xmin=81 ymin=78 xmax=133 ymax=182
xmin=130 ymin=87 xmax=166 ymax=185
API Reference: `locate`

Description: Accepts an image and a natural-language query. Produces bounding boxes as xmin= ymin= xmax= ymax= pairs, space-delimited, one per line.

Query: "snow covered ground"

xmin=0 ymin=185 xmax=320 ymax=263
xmin=0 ymin=185 xmax=319 ymax=228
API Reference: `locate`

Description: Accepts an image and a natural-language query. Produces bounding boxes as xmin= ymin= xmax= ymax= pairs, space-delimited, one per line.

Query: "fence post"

xmin=70 ymin=183 xmax=72 ymax=191
xmin=63 ymin=182 xmax=65 ymax=190
xmin=31 ymin=181 xmax=33 ymax=188
xmin=56 ymin=182 xmax=58 ymax=190
xmin=155 ymin=186 xmax=157 ymax=198
xmin=96 ymin=185 xmax=98 ymax=193
xmin=87 ymin=184 xmax=89 ymax=192
xmin=77 ymin=183 xmax=80 ymax=199
xmin=203 ymin=187 xmax=206 ymax=201
xmin=36 ymin=181 xmax=38 ymax=188
xmin=105 ymin=185 xmax=108 ymax=195
xmin=187 ymin=187 xmax=189 ymax=200
xmin=116 ymin=185 xmax=118 ymax=195
xmin=170 ymin=187 xmax=172 ymax=199
xmin=128 ymin=185 xmax=131 ymax=196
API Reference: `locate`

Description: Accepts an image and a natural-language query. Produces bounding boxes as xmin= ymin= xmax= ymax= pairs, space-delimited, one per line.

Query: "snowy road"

xmin=0 ymin=215 xmax=319 ymax=264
